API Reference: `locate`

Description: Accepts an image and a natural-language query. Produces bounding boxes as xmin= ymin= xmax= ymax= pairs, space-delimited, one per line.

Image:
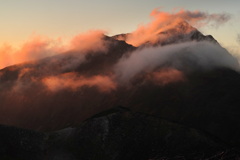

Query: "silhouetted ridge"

xmin=1 ymin=108 xmax=239 ymax=159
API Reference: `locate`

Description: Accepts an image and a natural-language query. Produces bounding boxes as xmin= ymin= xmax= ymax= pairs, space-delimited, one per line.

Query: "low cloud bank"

xmin=0 ymin=30 xmax=108 ymax=69
xmin=42 ymin=72 xmax=116 ymax=93
xmin=115 ymin=41 xmax=239 ymax=82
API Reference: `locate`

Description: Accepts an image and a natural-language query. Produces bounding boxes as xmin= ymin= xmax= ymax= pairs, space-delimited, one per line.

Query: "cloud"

xmin=42 ymin=72 xmax=117 ymax=93
xmin=15 ymin=36 xmax=60 ymax=62
xmin=0 ymin=30 xmax=109 ymax=69
xmin=70 ymin=30 xmax=109 ymax=53
xmin=126 ymin=9 xmax=231 ymax=46
xmin=0 ymin=36 xmax=62 ymax=69
xmin=206 ymin=12 xmax=231 ymax=27
xmin=148 ymin=68 xmax=185 ymax=86
xmin=0 ymin=44 xmax=13 ymax=69
xmin=115 ymin=41 xmax=239 ymax=82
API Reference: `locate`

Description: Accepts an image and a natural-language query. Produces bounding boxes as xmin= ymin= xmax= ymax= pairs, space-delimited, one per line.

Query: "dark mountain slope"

xmin=1 ymin=107 xmax=239 ymax=160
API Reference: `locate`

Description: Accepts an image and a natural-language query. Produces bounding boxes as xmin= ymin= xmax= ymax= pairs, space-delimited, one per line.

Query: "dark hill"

xmin=1 ymin=107 xmax=240 ymax=160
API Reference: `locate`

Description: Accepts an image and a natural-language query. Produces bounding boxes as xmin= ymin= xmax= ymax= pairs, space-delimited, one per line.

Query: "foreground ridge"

xmin=1 ymin=107 xmax=240 ymax=160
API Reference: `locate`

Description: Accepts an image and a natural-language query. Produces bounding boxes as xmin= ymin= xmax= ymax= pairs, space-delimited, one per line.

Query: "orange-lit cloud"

xmin=0 ymin=36 xmax=61 ymax=69
xmin=15 ymin=36 xmax=60 ymax=62
xmin=42 ymin=72 xmax=116 ymax=93
xmin=70 ymin=30 xmax=109 ymax=53
xmin=0 ymin=30 xmax=109 ymax=69
xmin=0 ymin=44 xmax=13 ymax=69
xmin=148 ymin=68 xmax=185 ymax=85
xmin=126 ymin=9 xmax=231 ymax=46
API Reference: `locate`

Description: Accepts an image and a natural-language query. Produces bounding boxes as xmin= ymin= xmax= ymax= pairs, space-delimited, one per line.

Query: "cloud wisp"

xmin=125 ymin=9 xmax=231 ymax=46
xmin=42 ymin=72 xmax=116 ymax=93
xmin=147 ymin=68 xmax=185 ymax=86
xmin=115 ymin=41 xmax=239 ymax=82
xmin=0 ymin=30 xmax=108 ymax=69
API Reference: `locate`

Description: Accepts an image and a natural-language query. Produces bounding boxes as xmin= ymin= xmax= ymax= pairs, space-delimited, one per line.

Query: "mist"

xmin=146 ymin=68 xmax=185 ymax=86
xmin=115 ymin=41 xmax=239 ymax=82
xmin=0 ymin=30 xmax=108 ymax=70
xmin=42 ymin=72 xmax=116 ymax=93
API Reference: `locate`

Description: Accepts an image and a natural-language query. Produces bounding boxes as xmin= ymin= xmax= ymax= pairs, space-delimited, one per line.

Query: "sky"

xmin=0 ymin=0 xmax=240 ymax=57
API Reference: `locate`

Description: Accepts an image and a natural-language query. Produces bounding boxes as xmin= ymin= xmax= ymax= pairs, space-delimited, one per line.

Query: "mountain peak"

xmin=112 ymin=21 xmax=217 ymax=47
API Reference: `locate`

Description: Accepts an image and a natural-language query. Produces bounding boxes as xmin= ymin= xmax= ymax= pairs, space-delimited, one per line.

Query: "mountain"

xmin=1 ymin=21 xmax=240 ymax=158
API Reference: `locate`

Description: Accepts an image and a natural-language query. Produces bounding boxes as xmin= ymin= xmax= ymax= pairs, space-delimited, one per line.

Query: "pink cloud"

xmin=70 ymin=30 xmax=109 ymax=53
xmin=148 ymin=68 xmax=185 ymax=86
xmin=126 ymin=9 xmax=231 ymax=46
xmin=0 ymin=30 xmax=109 ymax=69
xmin=0 ymin=36 xmax=62 ymax=69
xmin=42 ymin=72 xmax=117 ymax=93
xmin=0 ymin=44 xmax=14 ymax=69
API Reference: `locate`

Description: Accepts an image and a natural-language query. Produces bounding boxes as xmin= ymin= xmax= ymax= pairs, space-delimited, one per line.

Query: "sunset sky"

xmin=0 ymin=0 xmax=240 ymax=60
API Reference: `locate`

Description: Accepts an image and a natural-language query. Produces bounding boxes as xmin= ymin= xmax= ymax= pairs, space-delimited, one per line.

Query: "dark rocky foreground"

xmin=0 ymin=107 xmax=239 ymax=160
